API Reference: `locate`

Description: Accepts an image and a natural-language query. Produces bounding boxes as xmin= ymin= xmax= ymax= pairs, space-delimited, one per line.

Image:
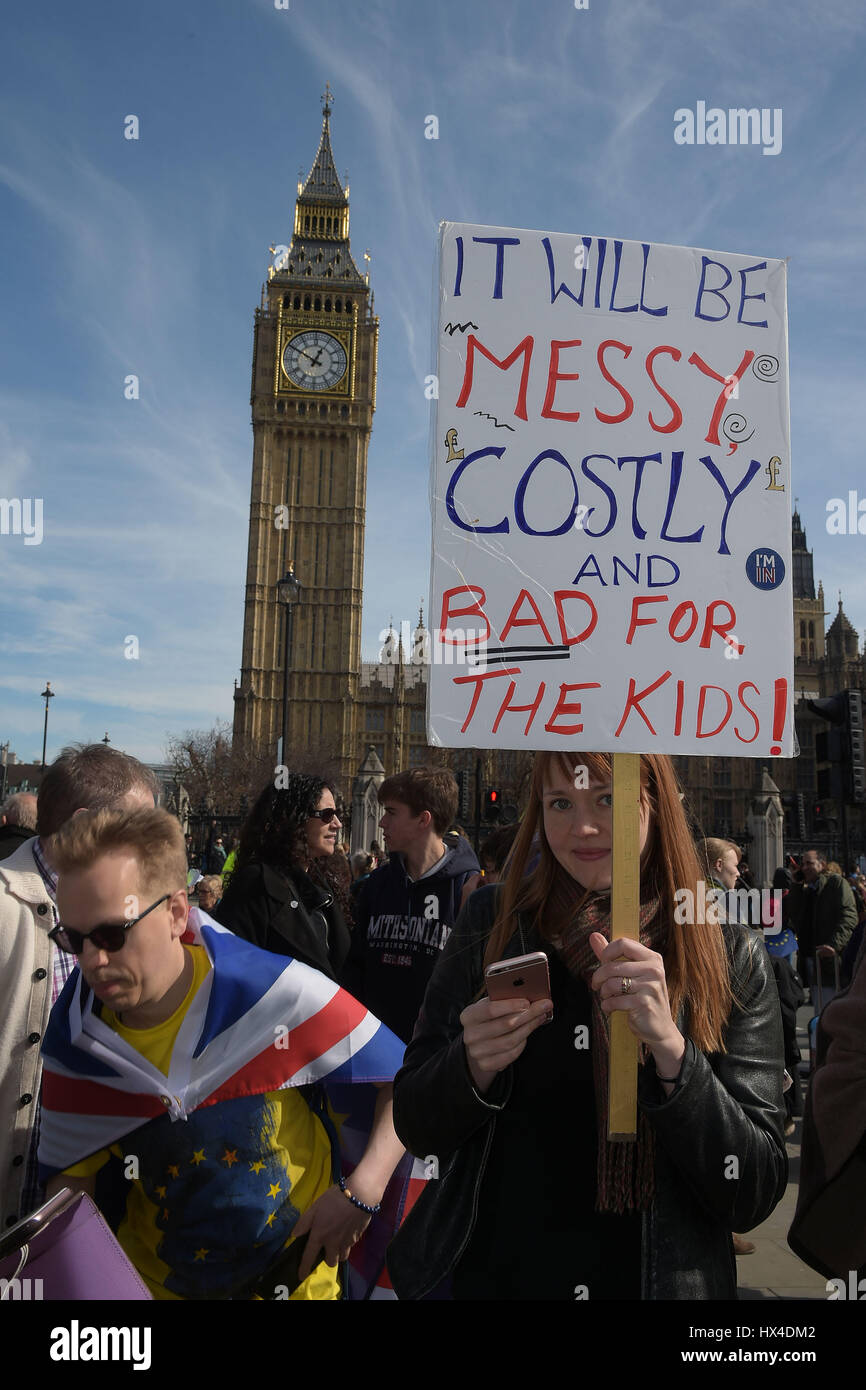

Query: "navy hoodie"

xmin=341 ymin=836 xmax=480 ymax=1043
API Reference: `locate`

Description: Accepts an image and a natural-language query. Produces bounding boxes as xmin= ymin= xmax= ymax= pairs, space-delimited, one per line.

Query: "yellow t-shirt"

xmin=65 ymin=944 xmax=339 ymax=1301
xmin=102 ymin=936 xmax=212 ymax=1073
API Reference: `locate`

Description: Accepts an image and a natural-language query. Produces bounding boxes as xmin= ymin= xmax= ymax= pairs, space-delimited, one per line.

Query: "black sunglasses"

xmin=308 ymin=807 xmax=340 ymax=823
xmin=49 ymin=893 xmax=172 ymax=956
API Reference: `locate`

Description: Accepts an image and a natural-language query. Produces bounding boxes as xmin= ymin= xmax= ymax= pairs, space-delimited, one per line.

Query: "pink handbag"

xmin=0 ymin=1188 xmax=152 ymax=1300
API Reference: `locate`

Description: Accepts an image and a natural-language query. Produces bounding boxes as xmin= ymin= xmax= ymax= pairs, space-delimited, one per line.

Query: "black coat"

xmin=788 ymin=944 xmax=866 ymax=1278
xmin=388 ymin=886 xmax=788 ymax=1300
xmin=213 ymin=860 xmax=351 ymax=981
xmin=782 ymin=873 xmax=858 ymax=957
xmin=0 ymin=824 xmax=34 ymax=862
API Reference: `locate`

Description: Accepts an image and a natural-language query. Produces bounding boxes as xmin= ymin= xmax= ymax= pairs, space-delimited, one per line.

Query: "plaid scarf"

xmin=551 ymin=886 xmax=665 ymax=1214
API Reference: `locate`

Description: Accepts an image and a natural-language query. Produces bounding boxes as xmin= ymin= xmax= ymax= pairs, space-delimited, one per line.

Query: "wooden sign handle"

xmin=608 ymin=752 xmax=641 ymax=1142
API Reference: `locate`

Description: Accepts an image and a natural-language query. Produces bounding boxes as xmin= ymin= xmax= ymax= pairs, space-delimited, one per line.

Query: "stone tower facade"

xmin=232 ymin=89 xmax=378 ymax=788
xmin=792 ymin=509 xmax=824 ymax=691
xmin=231 ymin=101 xmax=865 ymax=865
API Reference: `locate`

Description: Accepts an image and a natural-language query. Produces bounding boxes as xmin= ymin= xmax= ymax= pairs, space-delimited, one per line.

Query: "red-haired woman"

xmin=387 ymin=752 xmax=787 ymax=1300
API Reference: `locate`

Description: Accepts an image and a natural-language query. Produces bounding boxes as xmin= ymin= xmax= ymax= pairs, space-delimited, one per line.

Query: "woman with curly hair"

xmin=387 ymin=750 xmax=787 ymax=1300
xmin=214 ymin=774 xmax=351 ymax=980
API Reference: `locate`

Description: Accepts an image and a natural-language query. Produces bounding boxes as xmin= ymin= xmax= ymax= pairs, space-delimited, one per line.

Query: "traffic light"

xmin=809 ymin=689 xmax=866 ymax=804
xmin=808 ymin=693 xmax=847 ymax=725
xmin=797 ymin=791 xmax=807 ymax=840
xmin=483 ymin=788 xmax=501 ymax=823
xmin=782 ymin=790 xmax=809 ymax=841
xmin=816 ymin=766 xmax=833 ymax=801
xmin=848 ymin=691 xmax=866 ymax=802
xmin=456 ymin=769 xmax=471 ymax=823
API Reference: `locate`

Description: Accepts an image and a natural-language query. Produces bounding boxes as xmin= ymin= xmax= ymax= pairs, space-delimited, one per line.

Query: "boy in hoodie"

xmin=341 ymin=767 xmax=480 ymax=1043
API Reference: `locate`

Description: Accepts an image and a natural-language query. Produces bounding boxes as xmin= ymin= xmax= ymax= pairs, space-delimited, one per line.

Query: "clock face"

xmin=282 ymin=331 xmax=348 ymax=391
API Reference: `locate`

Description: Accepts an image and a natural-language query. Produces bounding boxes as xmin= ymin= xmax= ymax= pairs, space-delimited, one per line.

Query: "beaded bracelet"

xmin=339 ymin=1175 xmax=381 ymax=1215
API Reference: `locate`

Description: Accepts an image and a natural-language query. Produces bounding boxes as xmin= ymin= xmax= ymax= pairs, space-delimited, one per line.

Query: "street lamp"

xmin=40 ymin=683 xmax=55 ymax=768
xmin=276 ymin=564 xmax=302 ymax=763
xmin=196 ymin=798 xmax=207 ymax=867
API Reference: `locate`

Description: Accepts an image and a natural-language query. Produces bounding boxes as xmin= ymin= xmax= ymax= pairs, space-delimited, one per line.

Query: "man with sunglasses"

xmin=39 ymin=806 xmax=409 ymax=1300
xmin=0 ymin=743 xmax=157 ymax=1230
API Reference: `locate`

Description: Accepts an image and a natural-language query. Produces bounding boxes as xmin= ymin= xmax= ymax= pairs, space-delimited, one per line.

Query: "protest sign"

xmin=428 ymin=222 xmax=793 ymax=757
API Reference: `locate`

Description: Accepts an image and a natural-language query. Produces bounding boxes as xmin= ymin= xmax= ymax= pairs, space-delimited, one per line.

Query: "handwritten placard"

xmin=428 ymin=222 xmax=793 ymax=757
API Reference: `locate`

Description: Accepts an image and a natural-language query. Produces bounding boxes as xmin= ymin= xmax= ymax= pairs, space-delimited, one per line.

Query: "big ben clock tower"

xmin=233 ymin=86 xmax=378 ymax=785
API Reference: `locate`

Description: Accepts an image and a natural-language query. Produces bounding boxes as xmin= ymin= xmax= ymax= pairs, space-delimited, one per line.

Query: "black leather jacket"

xmin=388 ymin=887 xmax=787 ymax=1300
xmin=214 ymin=860 xmax=350 ymax=981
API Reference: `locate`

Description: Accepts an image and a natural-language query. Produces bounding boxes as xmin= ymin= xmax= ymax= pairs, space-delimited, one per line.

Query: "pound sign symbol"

xmin=765 ymin=456 xmax=785 ymax=492
xmin=445 ymin=428 xmax=464 ymax=462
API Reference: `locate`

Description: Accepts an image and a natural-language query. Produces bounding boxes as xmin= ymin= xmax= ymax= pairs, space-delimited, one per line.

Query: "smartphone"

xmin=0 ymin=1187 xmax=77 ymax=1261
xmin=485 ymin=951 xmax=551 ymax=1004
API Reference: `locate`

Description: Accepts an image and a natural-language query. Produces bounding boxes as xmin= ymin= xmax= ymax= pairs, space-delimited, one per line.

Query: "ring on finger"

xmin=621 ymin=976 xmax=633 ymax=995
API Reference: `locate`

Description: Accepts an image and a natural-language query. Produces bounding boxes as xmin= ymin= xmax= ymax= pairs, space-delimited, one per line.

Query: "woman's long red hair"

xmin=483 ymin=751 xmax=733 ymax=1054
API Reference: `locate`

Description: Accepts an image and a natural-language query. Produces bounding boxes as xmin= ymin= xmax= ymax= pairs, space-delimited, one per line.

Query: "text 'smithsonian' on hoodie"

xmin=341 ymin=837 xmax=480 ymax=1043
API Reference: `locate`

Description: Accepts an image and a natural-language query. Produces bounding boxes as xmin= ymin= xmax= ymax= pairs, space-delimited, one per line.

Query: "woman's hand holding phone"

xmin=459 ymin=995 xmax=553 ymax=1094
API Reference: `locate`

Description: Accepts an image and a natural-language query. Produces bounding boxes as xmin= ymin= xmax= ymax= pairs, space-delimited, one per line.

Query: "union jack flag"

xmin=39 ymin=912 xmax=423 ymax=1299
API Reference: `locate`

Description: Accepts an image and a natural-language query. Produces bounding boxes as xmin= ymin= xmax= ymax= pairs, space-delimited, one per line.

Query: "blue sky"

xmin=1 ymin=0 xmax=864 ymax=763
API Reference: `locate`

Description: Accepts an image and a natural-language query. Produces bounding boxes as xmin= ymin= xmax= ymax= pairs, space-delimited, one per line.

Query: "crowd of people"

xmin=0 ymin=743 xmax=863 ymax=1300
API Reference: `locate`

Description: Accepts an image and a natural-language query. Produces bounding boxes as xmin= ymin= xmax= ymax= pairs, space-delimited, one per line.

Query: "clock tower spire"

xmin=233 ymin=91 xmax=379 ymax=784
xmin=280 ymin=83 xmax=366 ymax=288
